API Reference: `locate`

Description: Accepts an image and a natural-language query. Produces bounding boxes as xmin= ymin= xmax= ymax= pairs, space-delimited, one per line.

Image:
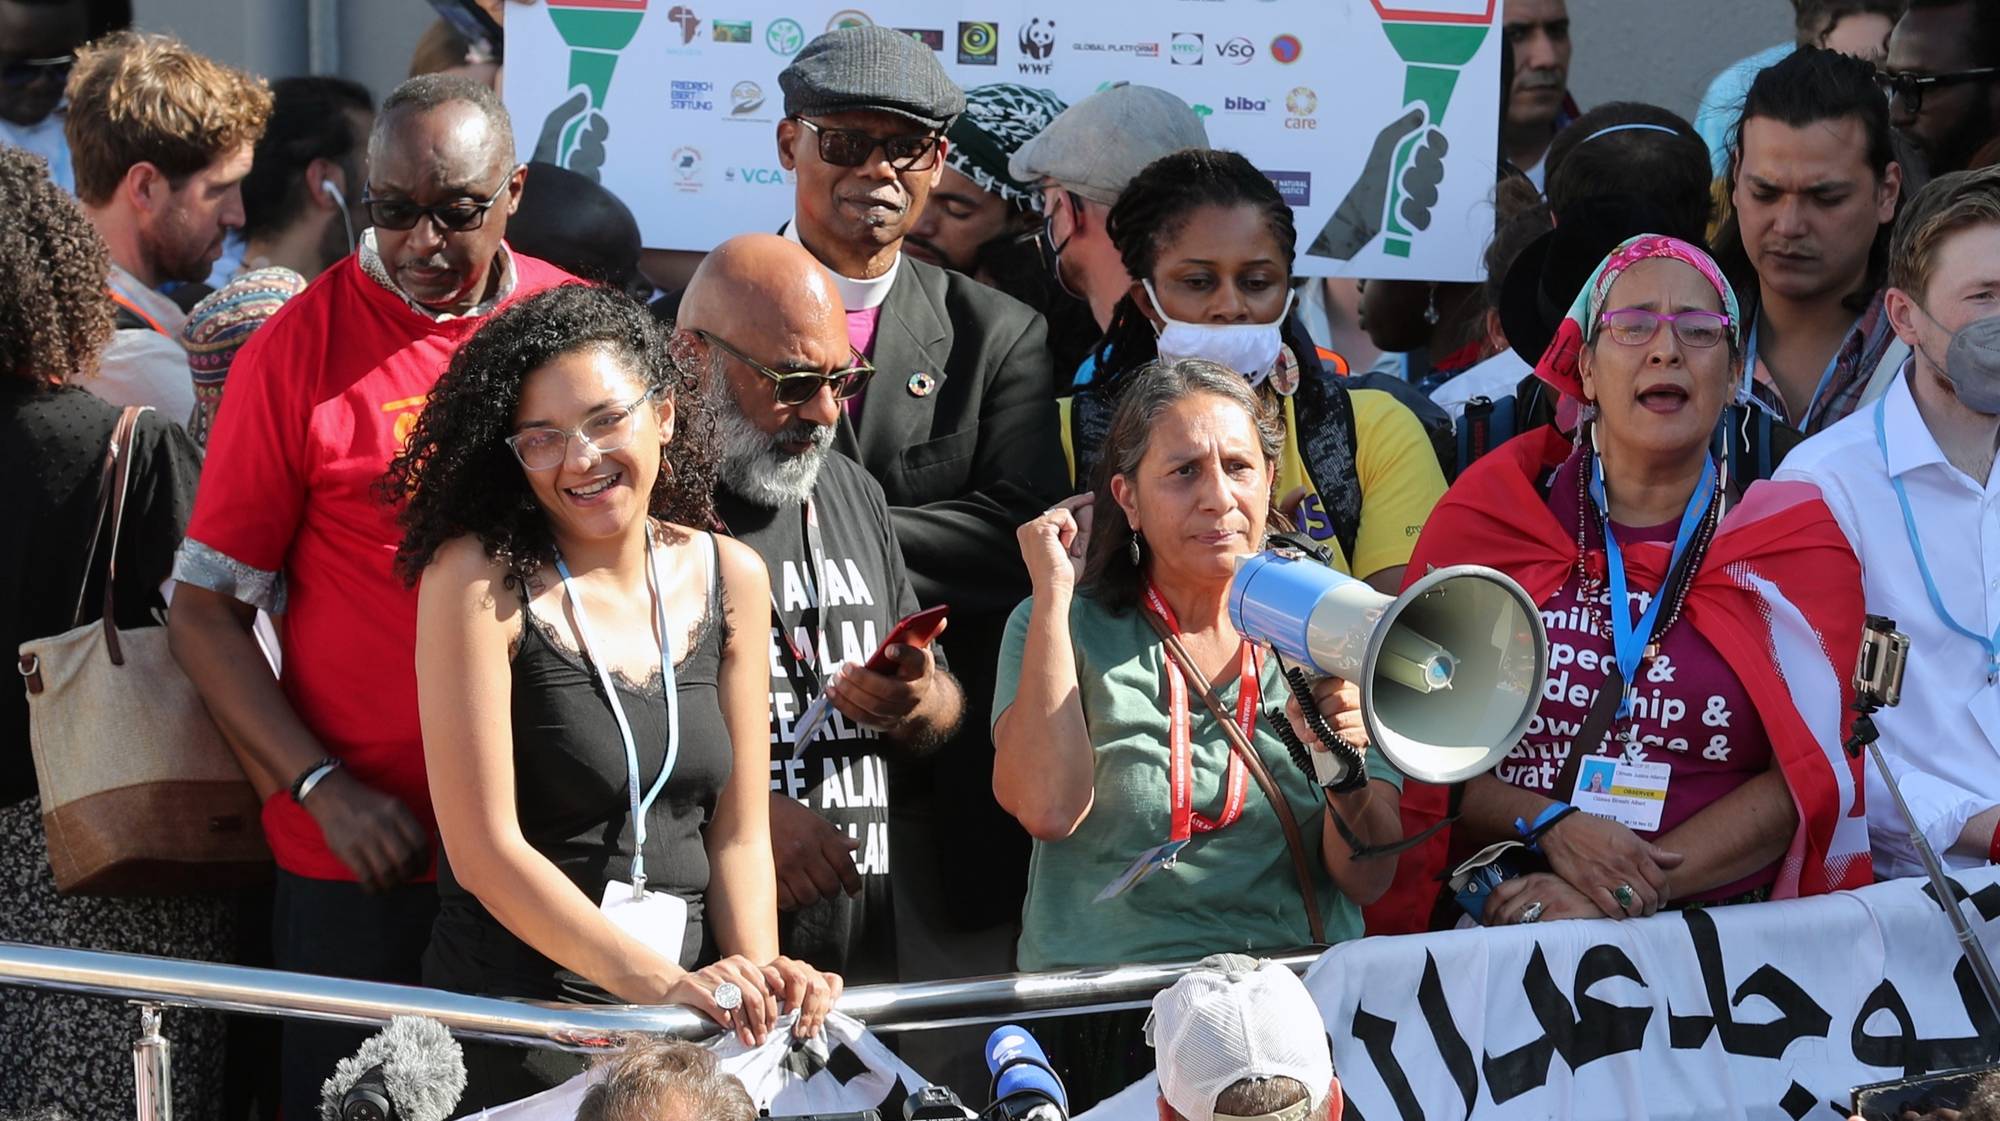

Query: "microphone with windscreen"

xmin=318 ymin=1015 xmax=466 ymax=1121
xmin=985 ymin=1024 xmax=1067 ymax=1121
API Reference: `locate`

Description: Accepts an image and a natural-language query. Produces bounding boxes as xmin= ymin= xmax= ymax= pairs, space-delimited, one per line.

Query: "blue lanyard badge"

xmin=1589 ymin=454 xmax=1717 ymax=716
xmin=1875 ymin=394 xmax=2000 ymax=683
xmin=1742 ymin=315 xmax=1850 ymax=421
xmin=554 ymin=530 xmax=682 ymax=897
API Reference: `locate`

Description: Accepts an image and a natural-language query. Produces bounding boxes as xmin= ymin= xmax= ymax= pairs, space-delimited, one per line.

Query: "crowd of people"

xmin=7 ymin=0 xmax=2000 ymax=1118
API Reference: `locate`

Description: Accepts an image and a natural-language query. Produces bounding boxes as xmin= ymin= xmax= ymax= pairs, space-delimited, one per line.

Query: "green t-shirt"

xmin=992 ymin=591 xmax=1403 ymax=971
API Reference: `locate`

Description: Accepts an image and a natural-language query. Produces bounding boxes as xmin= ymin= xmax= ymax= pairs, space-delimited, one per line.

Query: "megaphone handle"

xmin=1276 ymin=661 xmax=1368 ymax=793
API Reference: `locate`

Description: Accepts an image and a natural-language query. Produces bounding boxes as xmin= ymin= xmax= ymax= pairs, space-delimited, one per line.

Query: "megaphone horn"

xmin=1228 ymin=551 xmax=1549 ymax=785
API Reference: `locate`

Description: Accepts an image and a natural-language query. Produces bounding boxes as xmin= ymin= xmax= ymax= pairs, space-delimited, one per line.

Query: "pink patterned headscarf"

xmin=1532 ymin=234 xmax=1742 ymax=402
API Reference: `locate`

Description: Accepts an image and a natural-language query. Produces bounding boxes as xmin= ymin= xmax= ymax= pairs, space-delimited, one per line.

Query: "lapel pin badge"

xmin=907 ymin=371 xmax=937 ymax=398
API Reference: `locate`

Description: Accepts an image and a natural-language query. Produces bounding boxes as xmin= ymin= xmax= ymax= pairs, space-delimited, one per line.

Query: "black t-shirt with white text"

xmin=715 ymin=451 xmax=935 ymax=983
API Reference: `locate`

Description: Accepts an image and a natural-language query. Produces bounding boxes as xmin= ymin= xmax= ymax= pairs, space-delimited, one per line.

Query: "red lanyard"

xmin=1143 ymin=582 xmax=1262 ymax=843
xmin=107 ymin=288 xmax=171 ymax=336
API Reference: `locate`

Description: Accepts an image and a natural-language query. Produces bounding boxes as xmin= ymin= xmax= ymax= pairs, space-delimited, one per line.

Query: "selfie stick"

xmin=1851 ymin=617 xmax=2000 ymax=1039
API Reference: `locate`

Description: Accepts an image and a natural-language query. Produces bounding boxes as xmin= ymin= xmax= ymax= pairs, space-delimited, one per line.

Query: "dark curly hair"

xmin=0 ymin=146 xmax=114 ymax=384
xmin=1093 ymin=149 xmax=1298 ymax=386
xmin=385 ymin=283 xmax=716 ymax=585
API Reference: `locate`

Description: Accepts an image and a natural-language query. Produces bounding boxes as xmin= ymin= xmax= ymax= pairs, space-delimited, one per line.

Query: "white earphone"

xmin=321 ymin=178 xmax=356 ymax=252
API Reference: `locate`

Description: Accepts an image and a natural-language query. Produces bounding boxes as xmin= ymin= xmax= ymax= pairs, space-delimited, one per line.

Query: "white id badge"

xmin=599 ymin=880 xmax=688 ymax=964
xmin=1094 ymin=839 xmax=1190 ymax=903
xmin=1572 ymin=757 xmax=1670 ymax=832
xmin=791 ymin=692 xmax=835 ymax=758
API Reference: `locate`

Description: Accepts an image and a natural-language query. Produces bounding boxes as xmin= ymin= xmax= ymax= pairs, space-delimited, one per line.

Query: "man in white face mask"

xmin=1777 ymin=165 xmax=2000 ymax=881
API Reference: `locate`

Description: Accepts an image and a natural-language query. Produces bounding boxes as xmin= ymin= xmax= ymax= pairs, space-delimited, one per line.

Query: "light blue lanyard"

xmin=1874 ymin=393 xmax=2000 ymax=683
xmin=554 ymin=530 xmax=681 ymax=896
xmin=1742 ymin=314 xmax=1849 ymax=422
xmin=1589 ymin=453 xmax=1717 ymax=717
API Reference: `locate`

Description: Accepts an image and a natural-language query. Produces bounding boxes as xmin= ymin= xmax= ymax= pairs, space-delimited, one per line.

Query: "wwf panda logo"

xmin=1019 ymin=18 xmax=1055 ymax=60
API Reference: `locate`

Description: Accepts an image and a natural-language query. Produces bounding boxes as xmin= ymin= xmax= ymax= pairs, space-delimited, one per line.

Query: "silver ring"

xmin=713 ymin=981 xmax=743 ymax=1012
xmin=1519 ymin=900 xmax=1546 ymax=924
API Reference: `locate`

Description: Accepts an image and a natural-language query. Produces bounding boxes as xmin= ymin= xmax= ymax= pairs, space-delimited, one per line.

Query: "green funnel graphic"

xmin=547 ymin=0 xmax=650 ymax=167
xmin=1372 ymin=3 xmax=1493 ymax=257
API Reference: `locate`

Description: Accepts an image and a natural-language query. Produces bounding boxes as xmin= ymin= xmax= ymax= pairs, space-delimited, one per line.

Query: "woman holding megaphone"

xmin=993 ymin=359 xmax=1405 ymax=1108
xmin=1358 ymin=236 xmax=1874 ymax=931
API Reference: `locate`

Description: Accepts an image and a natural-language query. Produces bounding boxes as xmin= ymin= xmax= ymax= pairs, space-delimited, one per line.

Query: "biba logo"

xmin=1225 ymin=96 xmax=1266 ymax=113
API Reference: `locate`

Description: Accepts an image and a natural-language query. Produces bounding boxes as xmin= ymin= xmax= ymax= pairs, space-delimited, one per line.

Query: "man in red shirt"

xmin=167 ymin=74 xmax=572 ymax=1121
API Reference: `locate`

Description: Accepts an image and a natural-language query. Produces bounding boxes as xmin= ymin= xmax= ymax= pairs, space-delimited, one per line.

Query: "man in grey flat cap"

xmin=1009 ymin=81 xmax=1209 ymax=386
xmin=764 ymin=25 xmax=1065 ymax=984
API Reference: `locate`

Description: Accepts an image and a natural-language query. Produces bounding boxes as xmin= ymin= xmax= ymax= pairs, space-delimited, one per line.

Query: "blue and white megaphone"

xmin=1229 ymin=551 xmax=1548 ymax=785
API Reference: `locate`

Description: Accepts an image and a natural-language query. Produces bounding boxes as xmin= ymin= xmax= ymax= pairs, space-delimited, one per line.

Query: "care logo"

xmin=1214 ymin=35 xmax=1254 ymax=64
xmin=1170 ymin=32 xmax=1204 ymax=65
xmin=826 ymin=9 xmax=871 ymax=31
xmin=1270 ymin=33 xmax=1302 ymax=63
xmin=712 ymin=19 xmax=751 ymax=43
xmin=1017 ymin=17 xmax=1055 ymax=74
xmin=669 ymin=79 xmax=714 ymax=110
xmin=666 ymin=4 xmax=699 ymax=44
xmin=1284 ymin=86 xmax=1318 ymax=129
xmin=671 ymin=145 xmax=702 ymax=191
xmin=957 ymin=21 xmax=999 ymax=65
xmin=766 ymin=17 xmax=805 ymax=55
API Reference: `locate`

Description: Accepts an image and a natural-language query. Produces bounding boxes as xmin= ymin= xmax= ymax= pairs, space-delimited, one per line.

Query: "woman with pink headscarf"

xmin=1343 ymin=236 xmax=1875 ymax=931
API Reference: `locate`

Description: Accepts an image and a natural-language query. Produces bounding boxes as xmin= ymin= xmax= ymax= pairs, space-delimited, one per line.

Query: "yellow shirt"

xmin=1058 ymin=386 xmax=1445 ymax=579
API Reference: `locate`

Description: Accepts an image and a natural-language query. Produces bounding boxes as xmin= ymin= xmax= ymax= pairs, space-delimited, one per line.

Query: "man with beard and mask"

xmin=1501 ymin=0 xmax=1579 ymax=189
xmin=1883 ymin=0 xmax=2000 ymax=178
xmin=766 ymin=26 xmax=1065 ymax=984
xmin=1719 ymin=47 xmax=1908 ymax=436
xmin=1777 ymin=165 xmax=2000 ymax=882
xmin=62 ymin=32 xmax=270 ymax=420
xmin=677 ymin=233 xmax=965 ymax=984
xmin=167 ymin=74 xmax=573 ymax=1121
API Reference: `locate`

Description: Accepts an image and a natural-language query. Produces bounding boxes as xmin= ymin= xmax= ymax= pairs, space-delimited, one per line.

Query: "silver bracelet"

xmin=294 ymin=759 xmax=343 ymax=803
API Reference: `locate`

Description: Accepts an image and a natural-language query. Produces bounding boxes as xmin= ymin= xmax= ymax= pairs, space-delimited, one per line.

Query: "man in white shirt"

xmin=62 ymin=32 xmax=269 ymax=421
xmin=1777 ymin=165 xmax=2000 ymax=879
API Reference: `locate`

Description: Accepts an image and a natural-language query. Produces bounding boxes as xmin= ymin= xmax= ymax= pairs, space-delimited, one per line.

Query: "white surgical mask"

xmin=1143 ymin=280 xmax=1295 ymax=384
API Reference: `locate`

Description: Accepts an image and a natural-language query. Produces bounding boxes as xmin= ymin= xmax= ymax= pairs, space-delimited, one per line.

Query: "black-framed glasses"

xmin=792 ymin=117 xmax=941 ymax=171
xmin=695 ymin=329 xmax=875 ymax=406
xmin=362 ymin=166 xmax=520 ymax=232
xmin=504 ymin=388 xmax=656 ymax=471
xmin=1874 ymin=67 xmax=2000 ymax=113
xmin=1597 ymin=308 xmax=1733 ymax=349
xmin=0 ymin=54 xmax=73 ymax=90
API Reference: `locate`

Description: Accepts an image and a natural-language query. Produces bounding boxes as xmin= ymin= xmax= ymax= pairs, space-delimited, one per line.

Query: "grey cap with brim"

xmin=1006 ymin=82 xmax=1210 ymax=206
xmin=779 ymin=25 xmax=966 ymax=131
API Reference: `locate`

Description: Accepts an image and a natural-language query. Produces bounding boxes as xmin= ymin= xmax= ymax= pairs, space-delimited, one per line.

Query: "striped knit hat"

xmin=181 ymin=266 xmax=307 ymax=446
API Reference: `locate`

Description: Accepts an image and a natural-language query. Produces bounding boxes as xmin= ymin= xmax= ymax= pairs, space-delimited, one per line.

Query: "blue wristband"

xmin=1514 ymin=801 xmax=1576 ymax=852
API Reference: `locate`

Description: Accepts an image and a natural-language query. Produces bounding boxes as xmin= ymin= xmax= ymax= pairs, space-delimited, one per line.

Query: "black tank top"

xmin=426 ymin=533 xmax=733 ymax=1002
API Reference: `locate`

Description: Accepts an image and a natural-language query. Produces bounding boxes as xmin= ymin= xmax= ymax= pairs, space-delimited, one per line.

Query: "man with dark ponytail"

xmin=1063 ymin=149 xmax=1446 ymax=596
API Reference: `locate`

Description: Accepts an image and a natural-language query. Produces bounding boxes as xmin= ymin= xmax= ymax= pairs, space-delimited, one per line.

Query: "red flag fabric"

xmin=1365 ymin=426 xmax=1872 ymax=933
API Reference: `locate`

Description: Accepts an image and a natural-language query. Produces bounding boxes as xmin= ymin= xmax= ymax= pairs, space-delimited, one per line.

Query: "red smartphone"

xmin=863 ymin=605 xmax=950 ymax=672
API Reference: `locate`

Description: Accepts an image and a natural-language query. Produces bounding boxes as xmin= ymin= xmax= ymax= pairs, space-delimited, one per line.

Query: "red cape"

xmin=1366 ymin=427 xmax=1873 ymax=934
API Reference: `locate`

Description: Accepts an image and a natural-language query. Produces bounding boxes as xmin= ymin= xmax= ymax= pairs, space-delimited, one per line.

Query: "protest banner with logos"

xmin=1075 ymin=869 xmax=2000 ymax=1121
xmin=504 ymin=0 xmax=1504 ymax=281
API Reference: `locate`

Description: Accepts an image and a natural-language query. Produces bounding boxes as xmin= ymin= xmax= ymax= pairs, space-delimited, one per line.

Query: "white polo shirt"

xmin=1776 ymin=363 xmax=2000 ymax=880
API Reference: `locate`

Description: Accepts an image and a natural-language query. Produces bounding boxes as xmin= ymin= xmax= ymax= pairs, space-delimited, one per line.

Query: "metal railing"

xmin=0 ymin=939 xmax=1327 ymax=1119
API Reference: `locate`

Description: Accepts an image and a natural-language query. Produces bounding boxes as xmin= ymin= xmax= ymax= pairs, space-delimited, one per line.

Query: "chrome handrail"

xmin=0 ymin=940 xmax=1325 ymax=1050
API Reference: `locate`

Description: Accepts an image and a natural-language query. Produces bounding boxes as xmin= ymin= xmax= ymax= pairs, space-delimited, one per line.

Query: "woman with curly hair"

xmin=0 ymin=147 xmax=226 ymax=1118
xmin=388 ymin=283 xmax=840 ymax=1108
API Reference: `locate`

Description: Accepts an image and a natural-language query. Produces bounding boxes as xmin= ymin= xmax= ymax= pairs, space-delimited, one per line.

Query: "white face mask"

xmin=1143 ymin=280 xmax=1295 ymax=383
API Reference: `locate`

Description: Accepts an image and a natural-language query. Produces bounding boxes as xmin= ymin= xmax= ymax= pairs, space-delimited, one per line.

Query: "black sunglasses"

xmin=695 ymin=329 xmax=875 ymax=406
xmin=792 ymin=117 xmax=941 ymax=171
xmin=1874 ymin=67 xmax=2000 ymax=113
xmin=361 ymin=167 xmax=519 ymax=232
xmin=0 ymin=54 xmax=73 ymax=91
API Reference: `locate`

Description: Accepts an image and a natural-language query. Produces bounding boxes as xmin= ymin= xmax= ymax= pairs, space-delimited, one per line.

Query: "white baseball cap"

xmin=1146 ymin=955 xmax=1337 ymax=1121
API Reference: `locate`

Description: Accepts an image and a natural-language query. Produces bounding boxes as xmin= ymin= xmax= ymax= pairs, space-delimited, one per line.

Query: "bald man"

xmin=678 ymin=234 xmax=964 ymax=984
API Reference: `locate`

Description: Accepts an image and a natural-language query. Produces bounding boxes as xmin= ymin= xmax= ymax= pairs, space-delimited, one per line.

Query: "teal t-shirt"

xmin=992 ymin=592 xmax=1403 ymax=971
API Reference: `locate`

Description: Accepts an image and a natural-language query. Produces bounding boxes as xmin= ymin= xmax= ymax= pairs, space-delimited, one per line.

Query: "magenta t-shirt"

xmin=1493 ymin=448 xmax=1778 ymax=900
xmin=843 ymin=306 xmax=882 ymax=420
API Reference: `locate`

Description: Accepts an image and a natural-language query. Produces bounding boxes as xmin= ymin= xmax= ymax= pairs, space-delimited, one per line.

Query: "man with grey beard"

xmin=678 ymin=233 xmax=965 ymax=985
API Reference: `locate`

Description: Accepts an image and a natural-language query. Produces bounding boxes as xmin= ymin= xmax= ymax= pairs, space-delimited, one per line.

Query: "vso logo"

xmin=1215 ymin=36 xmax=1254 ymax=64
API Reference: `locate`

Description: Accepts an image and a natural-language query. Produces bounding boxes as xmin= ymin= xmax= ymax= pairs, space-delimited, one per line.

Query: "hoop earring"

xmin=659 ymin=455 xmax=676 ymax=486
xmin=1129 ymin=531 xmax=1143 ymax=566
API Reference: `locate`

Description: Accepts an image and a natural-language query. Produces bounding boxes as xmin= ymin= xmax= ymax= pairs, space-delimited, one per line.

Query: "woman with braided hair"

xmin=1062 ymin=148 xmax=1446 ymax=595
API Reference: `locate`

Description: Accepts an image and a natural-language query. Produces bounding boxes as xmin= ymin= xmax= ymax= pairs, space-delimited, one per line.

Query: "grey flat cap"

xmin=1007 ymin=82 xmax=1209 ymax=206
xmin=779 ymin=26 xmax=965 ymax=132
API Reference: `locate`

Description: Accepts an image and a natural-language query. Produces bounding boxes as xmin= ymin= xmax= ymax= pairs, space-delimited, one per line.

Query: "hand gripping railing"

xmin=0 ymin=940 xmax=1324 ymax=1120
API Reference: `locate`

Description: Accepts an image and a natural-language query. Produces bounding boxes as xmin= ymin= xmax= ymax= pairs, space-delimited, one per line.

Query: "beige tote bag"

xmin=16 ymin=406 xmax=270 ymax=894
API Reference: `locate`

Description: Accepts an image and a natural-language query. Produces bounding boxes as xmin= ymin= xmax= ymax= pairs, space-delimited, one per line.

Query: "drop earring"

xmin=1129 ymin=531 xmax=1142 ymax=566
xmin=1423 ymin=283 xmax=1441 ymax=326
